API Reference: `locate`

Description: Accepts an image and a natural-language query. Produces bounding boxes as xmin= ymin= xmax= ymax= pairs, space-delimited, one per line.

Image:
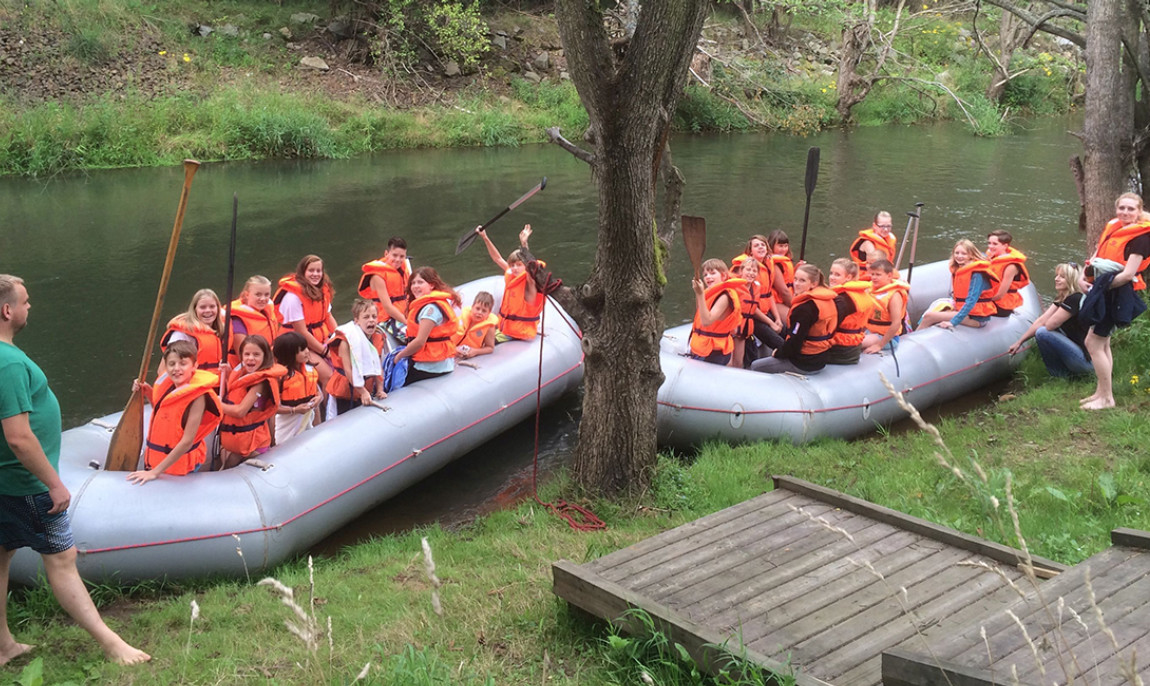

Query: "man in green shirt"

xmin=0 ymin=275 xmax=150 ymax=666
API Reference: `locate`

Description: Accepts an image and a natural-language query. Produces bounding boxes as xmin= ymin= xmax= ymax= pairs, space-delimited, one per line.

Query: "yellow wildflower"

xmin=183 ymin=53 xmax=191 ymax=62
xmin=1131 ymin=374 xmax=1139 ymax=385
xmin=159 ymin=50 xmax=167 ymax=56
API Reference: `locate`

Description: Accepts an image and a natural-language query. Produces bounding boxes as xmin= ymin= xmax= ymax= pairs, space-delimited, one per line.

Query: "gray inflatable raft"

xmin=11 ymin=276 xmax=583 ymax=584
xmin=656 ymin=260 xmax=1042 ymax=447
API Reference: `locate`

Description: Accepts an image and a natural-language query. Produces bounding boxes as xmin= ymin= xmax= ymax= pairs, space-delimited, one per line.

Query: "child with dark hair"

xmin=219 ymin=335 xmax=285 ymax=469
xmin=273 ymin=332 xmax=322 ymax=440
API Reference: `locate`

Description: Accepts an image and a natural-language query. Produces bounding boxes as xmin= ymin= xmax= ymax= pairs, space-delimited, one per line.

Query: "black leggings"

xmin=404 ymin=367 xmax=452 ymax=386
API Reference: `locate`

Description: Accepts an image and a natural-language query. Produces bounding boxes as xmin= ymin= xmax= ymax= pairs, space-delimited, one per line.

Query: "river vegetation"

xmin=6 ymin=320 xmax=1150 ymax=684
xmin=0 ymin=0 xmax=1083 ymax=177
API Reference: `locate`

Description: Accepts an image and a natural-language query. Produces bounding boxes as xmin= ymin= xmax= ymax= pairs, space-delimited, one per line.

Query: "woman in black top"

xmin=1008 ymin=263 xmax=1092 ymax=377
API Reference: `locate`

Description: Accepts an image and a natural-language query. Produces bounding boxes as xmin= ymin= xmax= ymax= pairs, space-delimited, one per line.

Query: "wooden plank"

xmin=589 ymin=490 xmax=796 ymax=572
xmin=773 ymin=476 xmax=1066 ymax=572
xmin=551 ymin=559 xmax=834 ymax=686
xmin=1111 ymin=527 xmax=1150 ymax=550
xmin=882 ymin=647 xmax=1036 ymax=686
xmin=1098 ymin=632 xmax=1150 ymax=686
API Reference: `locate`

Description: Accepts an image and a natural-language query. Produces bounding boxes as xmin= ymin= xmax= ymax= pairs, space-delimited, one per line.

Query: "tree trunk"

xmin=555 ymin=0 xmax=708 ymax=495
xmin=1083 ymin=0 xmax=1137 ymax=245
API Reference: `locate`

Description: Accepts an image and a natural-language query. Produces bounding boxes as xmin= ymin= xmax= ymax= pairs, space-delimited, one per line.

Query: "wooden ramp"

xmin=553 ymin=476 xmax=1066 ymax=686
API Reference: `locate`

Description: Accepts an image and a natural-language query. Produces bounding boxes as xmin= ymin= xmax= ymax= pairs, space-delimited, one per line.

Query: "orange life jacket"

xmin=453 ymin=307 xmax=500 ymax=349
xmin=727 ymin=277 xmax=758 ymax=338
xmin=831 ymin=281 xmax=878 ymax=347
xmin=988 ymin=247 xmax=1031 ymax=311
xmin=273 ymin=276 xmax=334 ymax=342
xmin=220 ymin=365 xmax=286 ymax=457
xmin=227 ymin=301 xmax=280 ymax=368
xmin=689 ymin=280 xmax=741 ymax=357
xmin=161 ymin=317 xmax=223 ymax=375
xmin=498 ymin=271 xmax=546 ymax=341
xmin=867 ymin=279 xmax=910 ymax=336
xmin=952 ymin=260 xmax=999 ymax=318
xmin=791 ymin=286 xmax=838 ymax=356
xmin=1095 ymin=218 xmax=1150 ymax=290
xmin=144 ymin=370 xmax=223 ymax=475
xmin=849 ymin=227 xmax=898 ymax=280
xmin=774 ymin=255 xmax=795 ymax=296
xmin=730 ymin=253 xmax=770 ymax=272
xmin=279 ymin=366 xmax=319 ymax=408
xmin=358 ymin=260 xmax=409 ymax=321
xmin=325 ymin=329 xmax=385 ymax=400
xmin=407 ymin=291 xmax=459 ymax=363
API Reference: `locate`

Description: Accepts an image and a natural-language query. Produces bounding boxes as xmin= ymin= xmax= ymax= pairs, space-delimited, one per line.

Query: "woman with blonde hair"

xmin=159 ymin=289 xmax=225 ymax=378
xmin=916 ymin=239 xmax=998 ymax=330
xmin=1008 ymin=263 xmax=1092 ymax=378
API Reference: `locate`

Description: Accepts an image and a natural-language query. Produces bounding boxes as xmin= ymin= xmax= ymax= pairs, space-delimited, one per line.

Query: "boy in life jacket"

xmin=985 ymin=229 xmax=1030 ymax=316
xmin=862 ymin=259 xmax=910 ymax=354
xmin=476 ymin=224 xmax=546 ymax=343
xmin=219 ymin=334 xmax=285 ymax=469
xmin=454 ymin=291 xmax=499 ymax=360
xmin=848 ymin=211 xmax=897 ymax=281
xmin=127 ymin=340 xmax=223 ymax=484
xmin=689 ymin=259 xmax=741 ymax=365
xmin=325 ymin=299 xmax=385 ymax=416
xmin=825 ymin=258 xmax=878 ymax=365
xmin=358 ymin=236 xmax=410 ymax=341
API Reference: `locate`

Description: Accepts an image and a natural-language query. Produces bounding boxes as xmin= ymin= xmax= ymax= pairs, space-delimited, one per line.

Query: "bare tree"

xmin=551 ymin=0 xmax=708 ymax=494
xmin=835 ymin=0 xmax=907 ymax=123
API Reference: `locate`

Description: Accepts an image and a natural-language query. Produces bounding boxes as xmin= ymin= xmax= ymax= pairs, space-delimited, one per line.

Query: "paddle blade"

xmin=681 ymin=215 xmax=707 ymax=279
xmin=804 ymin=147 xmax=820 ymax=197
xmin=104 ymin=390 xmax=146 ymax=471
xmin=455 ymin=227 xmax=481 ymax=255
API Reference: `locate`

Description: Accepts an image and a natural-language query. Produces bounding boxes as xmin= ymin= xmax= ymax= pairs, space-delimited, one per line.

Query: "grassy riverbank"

xmin=8 ymin=324 xmax=1150 ymax=684
xmin=0 ymin=0 xmax=1081 ymax=177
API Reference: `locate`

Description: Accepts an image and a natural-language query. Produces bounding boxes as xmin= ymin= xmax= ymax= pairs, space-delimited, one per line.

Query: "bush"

xmin=674 ymin=85 xmax=751 ymax=133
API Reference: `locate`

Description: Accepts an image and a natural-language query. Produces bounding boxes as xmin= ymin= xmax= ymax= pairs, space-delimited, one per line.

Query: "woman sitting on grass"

xmin=1008 ymin=263 xmax=1092 ymax=379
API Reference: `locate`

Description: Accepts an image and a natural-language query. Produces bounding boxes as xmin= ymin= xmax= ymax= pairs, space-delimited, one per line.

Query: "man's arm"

xmin=370 ymin=275 xmax=407 ymax=321
xmin=1 ymin=413 xmax=69 ymax=513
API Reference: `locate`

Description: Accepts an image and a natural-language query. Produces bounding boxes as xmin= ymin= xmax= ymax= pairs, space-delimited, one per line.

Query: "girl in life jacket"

xmin=825 ymin=258 xmax=878 ymax=366
xmin=160 ymin=289 xmax=225 ymax=382
xmin=454 ymin=290 xmax=498 ymax=360
xmin=750 ymin=263 xmax=838 ymax=375
xmin=732 ymin=234 xmax=791 ymax=315
xmin=273 ymin=255 xmax=337 ymax=390
xmin=689 ymin=258 xmax=741 ymax=366
xmin=394 ymin=267 xmax=461 ymax=386
xmin=729 ymin=258 xmax=784 ymax=368
xmin=767 ymin=230 xmax=796 ymax=307
xmin=475 ymin=223 xmax=545 ymax=343
xmin=273 ymin=331 xmax=323 ymax=441
xmin=916 ymin=239 xmax=999 ymax=331
xmin=219 ymin=335 xmax=285 ymax=469
xmin=228 ymin=275 xmax=279 ymax=369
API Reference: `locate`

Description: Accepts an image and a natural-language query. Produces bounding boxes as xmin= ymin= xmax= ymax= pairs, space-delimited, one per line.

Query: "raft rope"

xmin=528 ymin=267 xmax=605 ymax=532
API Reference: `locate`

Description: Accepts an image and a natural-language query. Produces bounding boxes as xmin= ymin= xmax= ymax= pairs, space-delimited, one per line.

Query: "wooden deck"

xmin=552 ymin=476 xmax=1066 ymax=686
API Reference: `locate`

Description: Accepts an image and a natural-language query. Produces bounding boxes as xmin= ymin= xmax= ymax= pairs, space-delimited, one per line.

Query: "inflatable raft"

xmin=656 ymin=260 xmax=1041 ymax=447
xmin=11 ymin=276 xmax=583 ymax=584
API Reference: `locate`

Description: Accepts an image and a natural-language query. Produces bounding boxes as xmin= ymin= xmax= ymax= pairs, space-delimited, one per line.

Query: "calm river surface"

xmin=1 ymin=115 xmax=1086 ymax=542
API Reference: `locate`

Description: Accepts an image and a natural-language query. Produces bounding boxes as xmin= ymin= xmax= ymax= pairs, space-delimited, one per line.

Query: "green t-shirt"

xmin=0 ymin=341 xmax=62 ymax=496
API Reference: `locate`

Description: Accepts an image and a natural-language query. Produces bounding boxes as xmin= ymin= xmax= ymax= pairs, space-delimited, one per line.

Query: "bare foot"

xmin=0 ymin=641 xmax=34 ymax=666
xmin=1081 ymin=397 xmax=1115 ymax=411
xmin=1080 ymin=393 xmax=1100 ymax=405
xmin=104 ymin=640 xmax=151 ymax=665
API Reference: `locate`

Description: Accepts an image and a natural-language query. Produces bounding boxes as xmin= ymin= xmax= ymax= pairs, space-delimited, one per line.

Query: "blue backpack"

xmin=381 ymin=348 xmax=409 ymax=392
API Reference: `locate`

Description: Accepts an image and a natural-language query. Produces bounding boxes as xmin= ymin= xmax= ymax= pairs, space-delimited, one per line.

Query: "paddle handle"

xmin=907 ymin=204 xmax=924 ymax=284
xmin=456 ymin=177 xmax=547 ymax=254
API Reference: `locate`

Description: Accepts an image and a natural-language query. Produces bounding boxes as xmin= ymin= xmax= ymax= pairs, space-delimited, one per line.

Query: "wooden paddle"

xmin=455 ymin=177 xmax=547 ymax=255
xmin=797 ymin=147 xmax=820 ymax=263
xmin=681 ymin=215 xmax=706 ymax=279
xmin=105 ymin=159 xmax=201 ymax=471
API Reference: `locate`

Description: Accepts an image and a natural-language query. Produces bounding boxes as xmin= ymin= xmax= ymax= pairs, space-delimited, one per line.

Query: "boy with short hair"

xmin=358 ymin=236 xmax=410 ymax=340
xmin=476 ymin=224 xmax=546 ymax=342
xmin=454 ymin=291 xmax=499 ymax=359
xmin=326 ymin=299 xmax=385 ymax=415
xmin=127 ymin=340 xmax=223 ymax=484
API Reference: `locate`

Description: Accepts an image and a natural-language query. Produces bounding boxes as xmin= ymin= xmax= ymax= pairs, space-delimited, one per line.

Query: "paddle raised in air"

xmin=681 ymin=215 xmax=707 ymax=280
xmin=455 ymin=177 xmax=547 ymax=255
xmin=797 ymin=147 xmax=820 ymax=263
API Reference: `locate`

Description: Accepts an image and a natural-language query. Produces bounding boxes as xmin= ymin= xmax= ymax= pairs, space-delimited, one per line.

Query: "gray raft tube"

xmin=656 ymin=260 xmax=1042 ymax=448
xmin=12 ymin=276 xmax=584 ymax=585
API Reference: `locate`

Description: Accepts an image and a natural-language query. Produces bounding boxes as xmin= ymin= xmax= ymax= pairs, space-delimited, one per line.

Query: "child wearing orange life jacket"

xmin=863 ymin=259 xmax=910 ymax=354
xmin=273 ymin=254 xmax=336 ymax=389
xmin=326 ymin=299 xmax=385 ymax=416
xmin=160 ymin=289 xmax=226 ymax=380
xmin=227 ymin=275 xmax=279 ymax=369
xmin=917 ymin=239 xmax=999 ymax=331
xmin=728 ymin=259 xmax=783 ymax=369
xmin=732 ymin=234 xmax=792 ymax=316
xmin=825 ymin=258 xmax=878 ymax=366
xmin=767 ymin=229 xmax=796 ymax=307
xmin=689 ymin=258 xmax=741 ymax=366
xmin=475 ymin=223 xmax=545 ymax=343
xmin=453 ymin=291 xmax=498 ymax=360
xmin=219 ymin=335 xmax=285 ymax=470
xmin=394 ymin=267 xmax=461 ymax=385
xmin=358 ymin=236 xmax=410 ymax=341
xmin=751 ymin=264 xmax=837 ymax=375
xmin=273 ymin=331 xmax=323 ymax=442
xmin=127 ymin=340 xmax=223 ymax=485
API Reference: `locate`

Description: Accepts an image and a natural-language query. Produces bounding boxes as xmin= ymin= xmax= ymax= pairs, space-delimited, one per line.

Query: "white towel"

xmin=335 ymin=322 xmax=382 ymax=389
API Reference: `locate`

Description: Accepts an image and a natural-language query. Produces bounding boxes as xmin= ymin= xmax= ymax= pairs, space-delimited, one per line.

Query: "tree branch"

xmin=545 ymin=127 xmax=596 ymax=165
xmin=980 ymin=0 xmax=1084 ymax=47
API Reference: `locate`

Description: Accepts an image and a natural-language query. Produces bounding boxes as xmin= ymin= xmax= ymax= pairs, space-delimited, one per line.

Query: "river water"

xmin=0 ymin=115 xmax=1087 ymax=541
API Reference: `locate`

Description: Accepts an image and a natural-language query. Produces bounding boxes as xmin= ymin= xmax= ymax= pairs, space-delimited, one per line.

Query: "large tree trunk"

xmin=555 ymin=0 xmax=708 ymax=495
xmin=1083 ymin=0 xmax=1137 ymax=245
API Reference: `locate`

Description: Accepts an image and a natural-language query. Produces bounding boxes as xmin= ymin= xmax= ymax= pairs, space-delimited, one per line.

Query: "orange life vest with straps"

xmin=273 ymin=276 xmax=334 ymax=342
xmin=988 ymin=247 xmax=1031 ymax=311
xmin=689 ymin=280 xmax=741 ymax=357
xmin=730 ymin=253 xmax=770 ymax=272
xmin=324 ymin=329 xmax=385 ymax=400
xmin=357 ymin=260 xmax=409 ymax=321
xmin=453 ymin=307 xmax=500 ymax=348
xmin=791 ymin=286 xmax=838 ymax=356
xmin=867 ymin=279 xmax=910 ymax=336
xmin=279 ymin=366 xmax=319 ymax=408
xmin=161 ymin=317 xmax=223 ymax=376
xmin=220 ymin=365 xmax=286 ymax=457
xmin=831 ymin=281 xmax=878 ymax=347
xmin=144 ymin=370 xmax=223 ymax=475
xmin=498 ymin=270 xmax=546 ymax=341
xmin=773 ymin=255 xmax=795 ymax=296
xmin=727 ymin=277 xmax=758 ymax=338
xmin=227 ymin=301 xmax=279 ymax=368
xmin=407 ymin=291 xmax=459 ymax=363
xmin=849 ymin=227 xmax=898 ymax=280
xmin=1095 ymin=218 xmax=1150 ymax=290
xmin=952 ymin=260 xmax=999 ymax=317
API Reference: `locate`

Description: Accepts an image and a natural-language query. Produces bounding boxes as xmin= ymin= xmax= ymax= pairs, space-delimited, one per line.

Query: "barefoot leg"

xmin=1082 ymin=331 xmax=1113 ymax=408
xmin=0 ymin=549 xmax=35 ymax=666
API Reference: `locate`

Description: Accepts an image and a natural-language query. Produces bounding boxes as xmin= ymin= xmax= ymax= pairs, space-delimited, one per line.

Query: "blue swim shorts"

xmin=0 ymin=491 xmax=75 ymax=554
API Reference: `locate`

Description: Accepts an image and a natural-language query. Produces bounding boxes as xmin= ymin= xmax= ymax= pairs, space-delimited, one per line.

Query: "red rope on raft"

xmin=532 ymin=292 xmax=605 ymax=532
